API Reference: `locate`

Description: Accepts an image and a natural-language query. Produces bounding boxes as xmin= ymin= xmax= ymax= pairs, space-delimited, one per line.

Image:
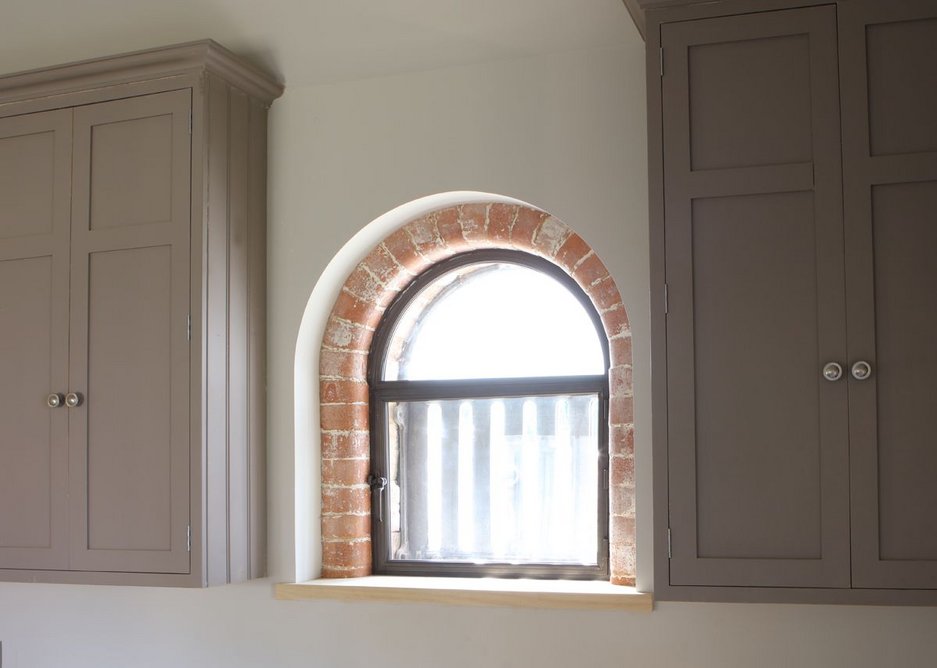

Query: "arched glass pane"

xmin=383 ymin=261 xmax=605 ymax=380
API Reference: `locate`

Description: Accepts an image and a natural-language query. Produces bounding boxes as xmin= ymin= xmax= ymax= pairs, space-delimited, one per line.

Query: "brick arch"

xmin=319 ymin=203 xmax=635 ymax=585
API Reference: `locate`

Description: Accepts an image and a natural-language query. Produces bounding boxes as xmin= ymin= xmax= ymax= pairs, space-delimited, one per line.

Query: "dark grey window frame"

xmin=367 ymin=249 xmax=610 ymax=579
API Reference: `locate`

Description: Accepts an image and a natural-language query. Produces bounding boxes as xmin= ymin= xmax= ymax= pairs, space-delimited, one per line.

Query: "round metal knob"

xmin=65 ymin=392 xmax=82 ymax=408
xmin=47 ymin=393 xmax=64 ymax=408
xmin=822 ymin=362 xmax=844 ymax=382
xmin=851 ymin=361 xmax=872 ymax=381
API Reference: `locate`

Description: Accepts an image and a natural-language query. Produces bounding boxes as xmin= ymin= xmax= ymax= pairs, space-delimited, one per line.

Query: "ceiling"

xmin=2 ymin=0 xmax=639 ymax=87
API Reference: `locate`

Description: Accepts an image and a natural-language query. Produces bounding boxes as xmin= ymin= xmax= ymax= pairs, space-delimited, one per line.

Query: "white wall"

xmin=2 ymin=42 xmax=937 ymax=668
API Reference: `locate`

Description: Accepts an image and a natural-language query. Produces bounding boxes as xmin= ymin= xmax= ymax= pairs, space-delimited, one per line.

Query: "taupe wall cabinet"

xmin=0 ymin=42 xmax=282 ymax=586
xmin=647 ymin=0 xmax=937 ymax=604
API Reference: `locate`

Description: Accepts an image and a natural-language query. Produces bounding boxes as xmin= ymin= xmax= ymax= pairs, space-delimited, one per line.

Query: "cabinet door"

xmin=662 ymin=6 xmax=850 ymax=587
xmin=0 ymin=109 xmax=72 ymax=570
xmin=840 ymin=0 xmax=937 ymax=589
xmin=68 ymin=90 xmax=191 ymax=573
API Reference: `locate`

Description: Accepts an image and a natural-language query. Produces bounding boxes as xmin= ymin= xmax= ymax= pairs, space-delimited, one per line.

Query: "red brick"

xmin=610 ymin=335 xmax=633 ymax=368
xmin=611 ymin=515 xmax=636 ymax=545
xmin=321 ymin=563 xmax=370 ymax=579
xmin=363 ymin=244 xmax=409 ymax=291
xmin=320 ymin=379 xmax=369 ymax=404
xmin=321 ymin=486 xmax=370 ymax=515
xmin=321 ymin=513 xmax=371 ymax=541
xmin=609 ymin=365 xmax=633 ymax=399
xmin=610 ymin=541 xmax=636 ymax=584
xmin=511 ymin=207 xmax=546 ymax=249
xmin=532 ymin=216 xmax=571 ymax=257
xmin=458 ymin=203 xmax=489 ymax=245
xmin=344 ymin=265 xmax=393 ymax=307
xmin=610 ymin=456 xmax=635 ymax=487
xmin=590 ymin=276 xmax=622 ymax=311
xmin=319 ymin=349 xmax=367 ymax=380
xmin=610 ymin=486 xmax=635 ymax=516
xmin=488 ymin=203 xmax=517 ymax=243
xmin=322 ymin=316 xmax=372 ymax=352
xmin=610 ymin=424 xmax=635 ymax=459
xmin=554 ymin=234 xmax=592 ymax=273
xmin=320 ymin=403 xmax=369 ymax=431
xmin=405 ymin=215 xmax=445 ymax=259
xmin=601 ymin=305 xmax=629 ymax=339
xmin=610 ymin=394 xmax=634 ymax=426
xmin=322 ymin=540 xmax=371 ymax=569
xmin=435 ymin=207 xmax=471 ymax=254
xmin=321 ymin=458 xmax=370 ymax=486
xmin=332 ymin=289 xmax=384 ymax=330
xmin=573 ymin=252 xmax=610 ymax=287
xmin=383 ymin=227 xmax=432 ymax=275
xmin=320 ymin=431 xmax=369 ymax=459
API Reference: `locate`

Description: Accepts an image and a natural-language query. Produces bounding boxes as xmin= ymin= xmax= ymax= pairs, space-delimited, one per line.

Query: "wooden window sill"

xmin=274 ymin=576 xmax=653 ymax=611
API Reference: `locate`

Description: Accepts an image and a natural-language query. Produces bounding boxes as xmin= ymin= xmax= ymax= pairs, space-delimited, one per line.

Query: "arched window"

xmin=368 ymin=249 xmax=610 ymax=578
xmin=317 ymin=202 xmax=634 ymax=585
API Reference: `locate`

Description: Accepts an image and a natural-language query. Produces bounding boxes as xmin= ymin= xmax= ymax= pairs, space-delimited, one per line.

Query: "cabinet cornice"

xmin=0 ymin=40 xmax=283 ymax=108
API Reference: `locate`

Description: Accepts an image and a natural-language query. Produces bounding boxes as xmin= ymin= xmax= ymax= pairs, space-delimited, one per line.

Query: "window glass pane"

xmin=386 ymin=394 xmax=600 ymax=565
xmin=383 ymin=262 xmax=605 ymax=380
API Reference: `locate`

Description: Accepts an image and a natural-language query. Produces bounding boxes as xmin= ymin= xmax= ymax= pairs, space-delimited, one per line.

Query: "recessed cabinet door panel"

xmin=89 ymin=113 xmax=174 ymax=230
xmin=841 ymin=0 xmax=937 ymax=589
xmin=662 ymin=6 xmax=850 ymax=588
xmin=86 ymin=246 xmax=174 ymax=552
xmin=0 ymin=129 xmax=56 ymax=240
xmin=0 ymin=110 xmax=71 ymax=571
xmin=865 ymin=15 xmax=937 ymax=157
xmin=68 ymin=90 xmax=191 ymax=574
xmin=871 ymin=183 xmax=937 ymax=563
xmin=0 ymin=258 xmax=66 ymax=567
xmin=688 ymin=33 xmax=812 ymax=171
xmin=692 ymin=192 xmax=823 ymax=561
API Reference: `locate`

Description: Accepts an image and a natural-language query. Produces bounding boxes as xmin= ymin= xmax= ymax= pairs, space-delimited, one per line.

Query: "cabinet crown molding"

xmin=0 ymin=40 xmax=284 ymax=108
xmin=624 ymin=0 xmax=859 ymax=42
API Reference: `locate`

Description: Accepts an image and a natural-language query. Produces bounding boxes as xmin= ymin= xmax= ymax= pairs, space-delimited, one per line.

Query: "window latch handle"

xmin=367 ymin=474 xmax=388 ymax=522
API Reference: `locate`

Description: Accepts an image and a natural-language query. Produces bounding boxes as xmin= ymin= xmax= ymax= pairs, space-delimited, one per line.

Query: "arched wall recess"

xmin=294 ymin=194 xmax=634 ymax=585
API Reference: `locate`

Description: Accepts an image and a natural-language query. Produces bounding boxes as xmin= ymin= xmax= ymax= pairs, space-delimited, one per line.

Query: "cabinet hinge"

xmin=186 ymin=525 xmax=191 ymax=552
xmin=186 ymin=314 xmax=191 ymax=341
xmin=668 ymin=527 xmax=672 ymax=559
xmin=659 ymin=47 xmax=664 ymax=77
xmin=664 ymin=283 xmax=669 ymax=314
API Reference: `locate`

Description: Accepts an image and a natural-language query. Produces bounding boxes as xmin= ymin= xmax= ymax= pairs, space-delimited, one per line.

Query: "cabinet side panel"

xmin=199 ymin=77 xmax=271 ymax=585
xmin=247 ymin=100 xmax=268 ymax=579
xmin=227 ymin=87 xmax=250 ymax=583
xmin=204 ymin=73 xmax=231 ymax=585
xmin=189 ymin=76 xmax=208 ymax=586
